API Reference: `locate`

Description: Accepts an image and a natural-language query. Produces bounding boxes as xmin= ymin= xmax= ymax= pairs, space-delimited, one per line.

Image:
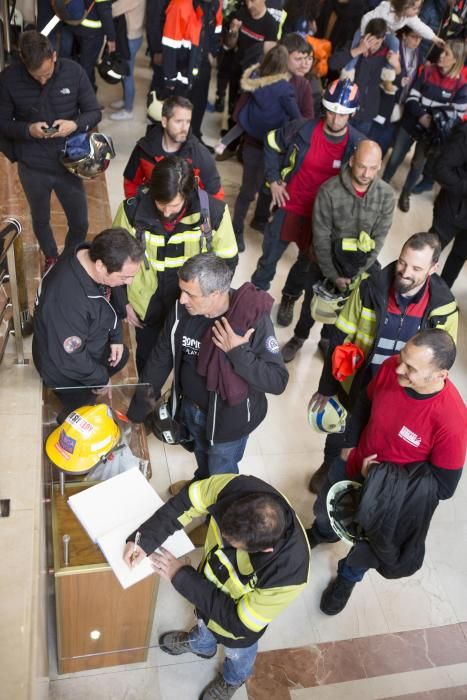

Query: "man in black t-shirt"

xmin=128 ymin=253 xmax=288 ymax=483
xmin=222 ymin=0 xmax=279 ymax=138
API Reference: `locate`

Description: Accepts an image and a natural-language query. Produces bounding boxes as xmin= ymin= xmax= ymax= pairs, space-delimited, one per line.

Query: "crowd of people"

xmin=1 ymin=1 xmax=467 ymax=696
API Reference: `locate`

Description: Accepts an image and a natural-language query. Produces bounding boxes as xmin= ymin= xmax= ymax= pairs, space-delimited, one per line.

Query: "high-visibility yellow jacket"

xmin=130 ymin=474 xmax=310 ymax=647
xmin=112 ymin=189 xmax=238 ymax=321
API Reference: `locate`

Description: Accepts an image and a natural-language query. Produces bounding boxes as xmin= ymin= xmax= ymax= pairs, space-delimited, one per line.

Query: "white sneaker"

xmin=110 ymin=99 xmax=124 ymax=110
xmin=110 ymin=109 xmax=133 ymax=121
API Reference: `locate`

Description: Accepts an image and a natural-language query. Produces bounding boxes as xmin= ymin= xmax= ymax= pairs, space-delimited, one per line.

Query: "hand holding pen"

xmin=123 ymin=532 xmax=146 ymax=568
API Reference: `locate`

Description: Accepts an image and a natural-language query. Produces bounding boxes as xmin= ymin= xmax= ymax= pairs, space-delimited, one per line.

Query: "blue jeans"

xmin=189 ymin=620 xmax=258 ymax=686
xmin=369 ymin=119 xmax=398 ymax=157
xmin=383 ymin=126 xmax=428 ymax=193
xmin=123 ymin=36 xmax=143 ymax=112
xmin=180 ymin=399 xmax=248 ymax=480
xmin=309 ymin=456 xmax=368 ymax=583
xmin=251 ymin=209 xmax=289 ymax=290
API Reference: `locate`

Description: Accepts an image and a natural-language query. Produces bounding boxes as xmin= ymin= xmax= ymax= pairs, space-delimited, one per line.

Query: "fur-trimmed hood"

xmin=240 ymin=63 xmax=291 ymax=93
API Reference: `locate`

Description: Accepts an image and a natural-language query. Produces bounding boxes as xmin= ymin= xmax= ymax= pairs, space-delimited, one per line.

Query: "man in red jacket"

xmin=123 ymin=96 xmax=223 ymax=199
xmin=307 ymin=328 xmax=466 ymax=616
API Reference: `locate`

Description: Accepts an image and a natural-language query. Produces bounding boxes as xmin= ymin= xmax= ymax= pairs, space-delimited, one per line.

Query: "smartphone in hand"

xmin=42 ymin=126 xmax=59 ymax=134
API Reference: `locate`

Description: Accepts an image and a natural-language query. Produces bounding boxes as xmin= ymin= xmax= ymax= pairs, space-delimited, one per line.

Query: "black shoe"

xmin=159 ymin=630 xmax=216 ymax=659
xmin=236 ymin=234 xmax=245 ymax=253
xmin=214 ymin=98 xmax=225 ymax=113
xmin=250 ymin=217 xmax=267 ymax=233
xmin=277 ymin=294 xmax=297 ymax=327
xmin=281 ymin=335 xmax=305 ymax=363
xmin=308 ymin=462 xmax=329 ymax=494
xmin=398 ymin=190 xmax=410 ymax=213
xmin=320 ymin=575 xmax=356 ymax=615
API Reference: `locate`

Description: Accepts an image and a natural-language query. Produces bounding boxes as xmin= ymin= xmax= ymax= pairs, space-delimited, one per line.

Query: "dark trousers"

xmin=432 ymin=203 xmax=467 ymax=287
xmin=251 ymin=209 xmax=289 ymax=290
xmin=135 ymin=320 xmax=164 ymax=375
xmin=310 ymin=456 xmax=368 ymax=583
xmin=293 ymin=260 xmax=323 ymax=340
xmin=232 ymin=142 xmax=265 ymax=236
xmin=383 ymin=127 xmax=427 ymax=193
xmin=58 ymin=26 xmax=105 ymax=91
xmin=216 ymin=48 xmax=235 ymax=102
xmin=441 ymin=234 xmax=467 ymax=287
xmin=18 ymin=162 xmax=88 ymax=257
xmin=251 ymin=212 xmax=313 ymax=305
xmin=53 ymin=345 xmax=129 ymax=421
xmin=252 ymin=188 xmax=272 ymax=225
xmin=189 ymin=59 xmax=212 ymax=139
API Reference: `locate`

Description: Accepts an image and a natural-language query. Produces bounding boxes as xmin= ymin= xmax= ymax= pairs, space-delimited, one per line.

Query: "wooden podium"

xmin=51 ymin=482 xmax=159 ymax=674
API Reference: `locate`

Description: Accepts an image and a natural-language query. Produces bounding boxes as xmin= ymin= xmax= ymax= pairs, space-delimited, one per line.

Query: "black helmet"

xmin=148 ymin=394 xmax=194 ymax=449
xmin=326 ymin=480 xmax=367 ymax=545
xmin=97 ymin=50 xmax=130 ymax=84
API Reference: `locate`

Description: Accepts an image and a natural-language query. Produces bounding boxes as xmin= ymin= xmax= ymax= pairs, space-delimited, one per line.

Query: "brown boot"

xmin=308 ymin=462 xmax=330 ymax=494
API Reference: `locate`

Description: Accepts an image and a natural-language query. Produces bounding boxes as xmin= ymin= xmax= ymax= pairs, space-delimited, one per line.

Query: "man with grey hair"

xmin=127 ymin=253 xmax=288 ymax=481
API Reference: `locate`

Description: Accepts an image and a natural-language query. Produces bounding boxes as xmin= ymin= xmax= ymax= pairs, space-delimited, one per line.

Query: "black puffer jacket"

xmin=0 ymin=58 xmax=101 ymax=174
xmin=347 ymin=462 xmax=440 ymax=579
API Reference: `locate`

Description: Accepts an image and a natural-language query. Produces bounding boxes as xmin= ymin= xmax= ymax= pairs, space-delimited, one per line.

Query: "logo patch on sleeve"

xmin=265 ymin=335 xmax=280 ymax=354
xmin=63 ymin=336 xmax=82 ymax=353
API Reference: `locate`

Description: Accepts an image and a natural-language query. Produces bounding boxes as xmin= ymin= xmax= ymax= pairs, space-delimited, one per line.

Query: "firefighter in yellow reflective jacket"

xmin=113 ymin=155 xmax=238 ymax=372
xmin=124 ymin=474 xmax=310 ymax=700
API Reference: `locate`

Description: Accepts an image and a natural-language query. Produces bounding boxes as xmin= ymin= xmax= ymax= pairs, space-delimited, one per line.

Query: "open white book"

xmin=68 ymin=467 xmax=194 ymax=589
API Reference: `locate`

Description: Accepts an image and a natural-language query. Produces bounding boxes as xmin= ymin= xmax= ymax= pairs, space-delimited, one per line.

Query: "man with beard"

xmin=123 ymin=96 xmax=223 ymax=199
xmin=307 ymin=231 xmax=458 ymax=493
xmin=251 ymin=80 xmax=364 ymax=329
xmin=113 ymin=156 xmax=238 ymax=372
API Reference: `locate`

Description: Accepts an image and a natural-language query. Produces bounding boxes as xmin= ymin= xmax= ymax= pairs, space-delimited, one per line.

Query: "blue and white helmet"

xmin=308 ymin=396 xmax=347 ymax=434
xmin=322 ymin=79 xmax=360 ymax=115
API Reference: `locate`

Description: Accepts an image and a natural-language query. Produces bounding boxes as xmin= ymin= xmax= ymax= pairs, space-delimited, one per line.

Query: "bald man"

xmin=281 ymin=140 xmax=395 ymax=363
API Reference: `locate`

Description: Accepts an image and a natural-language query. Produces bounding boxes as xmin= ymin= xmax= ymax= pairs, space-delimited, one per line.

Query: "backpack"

xmin=50 ymin=0 xmax=97 ymax=26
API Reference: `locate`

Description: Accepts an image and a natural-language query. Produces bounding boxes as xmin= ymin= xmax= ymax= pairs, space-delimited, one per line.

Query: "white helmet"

xmin=326 ymin=480 xmax=366 ymax=545
xmin=147 ymin=91 xmax=164 ymax=122
xmin=310 ymin=279 xmax=349 ymax=324
xmin=308 ymin=396 xmax=347 ymax=434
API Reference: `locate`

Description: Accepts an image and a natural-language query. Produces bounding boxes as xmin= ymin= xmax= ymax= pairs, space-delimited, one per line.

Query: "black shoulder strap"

xmin=198 ymin=187 xmax=213 ymax=253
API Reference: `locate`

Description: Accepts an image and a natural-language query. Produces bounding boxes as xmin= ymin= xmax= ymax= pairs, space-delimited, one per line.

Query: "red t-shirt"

xmin=284 ymin=121 xmax=348 ymax=218
xmin=346 ymin=355 xmax=467 ymax=479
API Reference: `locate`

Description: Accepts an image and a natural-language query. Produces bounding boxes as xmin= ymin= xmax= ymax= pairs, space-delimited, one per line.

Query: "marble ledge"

xmin=246 ymin=624 xmax=467 ymax=700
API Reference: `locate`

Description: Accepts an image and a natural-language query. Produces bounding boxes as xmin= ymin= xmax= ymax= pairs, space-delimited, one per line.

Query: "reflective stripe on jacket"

xmin=112 ymin=189 xmax=237 ymax=320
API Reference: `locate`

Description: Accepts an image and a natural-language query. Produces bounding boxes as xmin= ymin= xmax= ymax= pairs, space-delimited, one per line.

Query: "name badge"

xmin=332 ymin=159 xmax=342 ymax=169
xmin=374 ymin=114 xmax=386 ymax=125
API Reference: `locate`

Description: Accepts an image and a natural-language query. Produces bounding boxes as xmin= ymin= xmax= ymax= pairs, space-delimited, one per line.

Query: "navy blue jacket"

xmin=263 ymin=117 xmax=364 ymax=186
